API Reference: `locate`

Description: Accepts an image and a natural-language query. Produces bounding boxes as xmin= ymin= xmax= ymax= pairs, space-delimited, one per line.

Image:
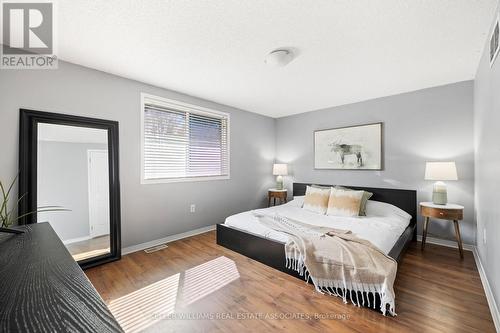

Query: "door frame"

xmin=87 ymin=149 xmax=110 ymax=239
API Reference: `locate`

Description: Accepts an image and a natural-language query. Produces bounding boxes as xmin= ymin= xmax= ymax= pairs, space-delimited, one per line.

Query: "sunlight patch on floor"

xmin=180 ymin=256 xmax=240 ymax=306
xmin=109 ymin=273 xmax=180 ymax=333
xmin=72 ymin=248 xmax=110 ymax=261
xmin=107 ymin=256 xmax=240 ymax=333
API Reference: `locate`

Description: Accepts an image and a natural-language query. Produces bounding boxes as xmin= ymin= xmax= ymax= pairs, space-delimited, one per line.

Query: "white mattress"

xmin=224 ymin=198 xmax=411 ymax=254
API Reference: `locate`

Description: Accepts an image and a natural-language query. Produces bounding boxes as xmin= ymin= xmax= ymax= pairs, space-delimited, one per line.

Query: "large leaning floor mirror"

xmin=19 ymin=109 xmax=121 ymax=269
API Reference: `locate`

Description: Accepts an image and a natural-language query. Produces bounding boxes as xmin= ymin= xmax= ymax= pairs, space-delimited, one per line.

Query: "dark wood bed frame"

xmin=216 ymin=183 xmax=417 ymax=302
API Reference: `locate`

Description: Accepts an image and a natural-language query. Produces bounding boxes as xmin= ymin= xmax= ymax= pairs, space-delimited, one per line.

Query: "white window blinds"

xmin=142 ymin=96 xmax=229 ymax=182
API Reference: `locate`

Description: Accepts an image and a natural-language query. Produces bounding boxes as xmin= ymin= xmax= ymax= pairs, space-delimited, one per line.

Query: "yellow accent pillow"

xmin=327 ymin=188 xmax=364 ymax=217
xmin=303 ymin=185 xmax=330 ymax=214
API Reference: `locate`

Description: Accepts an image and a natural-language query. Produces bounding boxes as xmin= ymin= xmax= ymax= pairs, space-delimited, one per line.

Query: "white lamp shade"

xmin=273 ymin=163 xmax=288 ymax=176
xmin=425 ymin=162 xmax=458 ymax=181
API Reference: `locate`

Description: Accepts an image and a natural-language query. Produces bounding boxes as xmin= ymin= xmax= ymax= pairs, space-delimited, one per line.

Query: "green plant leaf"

xmin=0 ymin=181 xmax=8 ymax=222
xmin=4 ymin=174 xmax=18 ymax=201
xmin=37 ymin=205 xmax=67 ymax=209
xmin=0 ymin=181 xmax=10 ymax=228
xmin=1 ymin=174 xmax=69 ymax=228
xmin=6 ymin=192 xmax=27 ymax=219
xmin=14 ymin=208 xmax=69 ymax=222
xmin=0 ymin=174 xmax=18 ymax=216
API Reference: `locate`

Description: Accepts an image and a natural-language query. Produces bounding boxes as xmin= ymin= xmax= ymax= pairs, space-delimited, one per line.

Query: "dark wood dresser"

xmin=0 ymin=223 xmax=123 ymax=332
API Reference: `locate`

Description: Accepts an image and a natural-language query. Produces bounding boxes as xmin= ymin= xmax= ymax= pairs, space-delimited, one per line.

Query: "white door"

xmin=88 ymin=150 xmax=110 ymax=238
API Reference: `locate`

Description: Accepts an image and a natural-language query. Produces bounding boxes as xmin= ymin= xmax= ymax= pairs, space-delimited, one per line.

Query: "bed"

xmin=216 ymin=182 xmax=417 ymax=310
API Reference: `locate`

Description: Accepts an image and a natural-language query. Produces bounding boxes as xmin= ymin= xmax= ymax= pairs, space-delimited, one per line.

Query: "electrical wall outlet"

xmin=483 ymin=228 xmax=487 ymax=245
xmin=190 ymin=204 xmax=196 ymax=213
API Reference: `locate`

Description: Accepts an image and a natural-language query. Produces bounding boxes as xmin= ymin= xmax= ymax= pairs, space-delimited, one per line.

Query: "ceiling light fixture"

xmin=265 ymin=49 xmax=294 ymax=67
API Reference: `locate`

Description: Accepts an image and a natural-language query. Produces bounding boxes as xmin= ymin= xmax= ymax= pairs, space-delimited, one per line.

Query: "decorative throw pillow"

xmin=335 ymin=186 xmax=373 ymax=216
xmin=327 ymin=188 xmax=364 ymax=217
xmin=302 ymin=185 xmax=330 ymax=214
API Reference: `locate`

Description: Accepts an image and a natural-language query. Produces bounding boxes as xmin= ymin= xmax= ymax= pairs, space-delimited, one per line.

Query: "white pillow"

xmin=365 ymin=200 xmax=412 ymax=220
xmin=290 ymin=196 xmax=305 ymax=207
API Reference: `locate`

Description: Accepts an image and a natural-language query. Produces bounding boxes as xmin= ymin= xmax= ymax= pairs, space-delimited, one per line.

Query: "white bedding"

xmin=224 ymin=197 xmax=411 ymax=255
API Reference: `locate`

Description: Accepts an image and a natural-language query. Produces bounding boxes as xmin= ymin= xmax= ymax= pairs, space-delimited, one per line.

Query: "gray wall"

xmin=0 ymin=61 xmax=275 ymax=248
xmin=474 ymin=2 xmax=500 ymax=317
xmin=38 ymin=141 xmax=107 ymax=241
xmin=276 ymin=81 xmax=475 ymax=244
xmin=0 ymin=60 xmax=477 ymax=248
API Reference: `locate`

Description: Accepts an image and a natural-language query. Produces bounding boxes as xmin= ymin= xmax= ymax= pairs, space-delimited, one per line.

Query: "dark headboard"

xmin=293 ymin=183 xmax=417 ymax=230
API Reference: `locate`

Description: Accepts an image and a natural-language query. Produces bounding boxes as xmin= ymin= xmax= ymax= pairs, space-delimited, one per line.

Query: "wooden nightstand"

xmin=268 ymin=189 xmax=287 ymax=207
xmin=420 ymin=202 xmax=465 ymax=259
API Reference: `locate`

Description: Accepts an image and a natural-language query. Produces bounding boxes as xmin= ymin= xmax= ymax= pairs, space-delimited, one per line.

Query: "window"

xmin=141 ymin=94 xmax=230 ymax=183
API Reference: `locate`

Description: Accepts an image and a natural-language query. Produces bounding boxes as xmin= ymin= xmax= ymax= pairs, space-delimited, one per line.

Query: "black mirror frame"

xmin=19 ymin=109 xmax=121 ymax=269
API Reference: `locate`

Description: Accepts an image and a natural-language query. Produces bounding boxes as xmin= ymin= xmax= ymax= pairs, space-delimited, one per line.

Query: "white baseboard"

xmin=122 ymin=225 xmax=216 ymax=255
xmin=416 ymin=235 xmax=474 ymax=251
xmin=63 ymin=235 xmax=92 ymax=245
xmin=472 ymin=248 xmax=500 ymax=332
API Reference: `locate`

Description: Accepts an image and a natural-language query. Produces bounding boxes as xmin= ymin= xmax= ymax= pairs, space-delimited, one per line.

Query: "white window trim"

xmin=140 ymin=93 xmax=230 ymax=185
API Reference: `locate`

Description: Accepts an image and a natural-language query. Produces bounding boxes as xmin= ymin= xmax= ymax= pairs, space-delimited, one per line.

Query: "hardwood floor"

xmin=66 ymin=235 xmax=110 ymax=261
xmin=86 ymin=231 xmax=496 ymax=333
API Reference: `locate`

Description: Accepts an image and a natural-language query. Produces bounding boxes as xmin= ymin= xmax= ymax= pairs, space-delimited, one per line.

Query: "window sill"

xmin=141 ymin=175 xmax=230 ymax=185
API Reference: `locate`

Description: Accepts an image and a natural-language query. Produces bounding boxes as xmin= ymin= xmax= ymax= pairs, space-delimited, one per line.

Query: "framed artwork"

xmin=490 ymin=15 xmax=499 ymax=67
xmin=314 ymin=122 xmax=383 ymax=170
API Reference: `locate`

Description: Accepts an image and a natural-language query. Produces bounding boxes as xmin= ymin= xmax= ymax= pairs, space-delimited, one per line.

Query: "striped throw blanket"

xmin=254 ymin=212 xmax=397 ymax=316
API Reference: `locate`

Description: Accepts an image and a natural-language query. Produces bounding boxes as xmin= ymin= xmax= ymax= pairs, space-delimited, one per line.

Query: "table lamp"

xmin=424 ymin=162 xmax=458 ymax=205
xmin=273 ymin=164 xmax=288 ymax=190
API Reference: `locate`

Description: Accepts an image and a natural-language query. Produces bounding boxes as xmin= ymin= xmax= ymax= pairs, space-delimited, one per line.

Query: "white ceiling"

xmin=58 ymin=0 xmax=497 ymax=118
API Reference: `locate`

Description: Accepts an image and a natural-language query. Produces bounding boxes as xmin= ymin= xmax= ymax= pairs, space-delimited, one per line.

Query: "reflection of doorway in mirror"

xmin=88 ymin=150 xmax=110 ymax=238
xmin=37 ymin=123 xmax=111 ymax=261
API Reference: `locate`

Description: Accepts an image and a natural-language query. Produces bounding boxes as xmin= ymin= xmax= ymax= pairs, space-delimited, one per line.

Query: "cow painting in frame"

xmin=314 ymin=123 xmax=383 ymax=170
